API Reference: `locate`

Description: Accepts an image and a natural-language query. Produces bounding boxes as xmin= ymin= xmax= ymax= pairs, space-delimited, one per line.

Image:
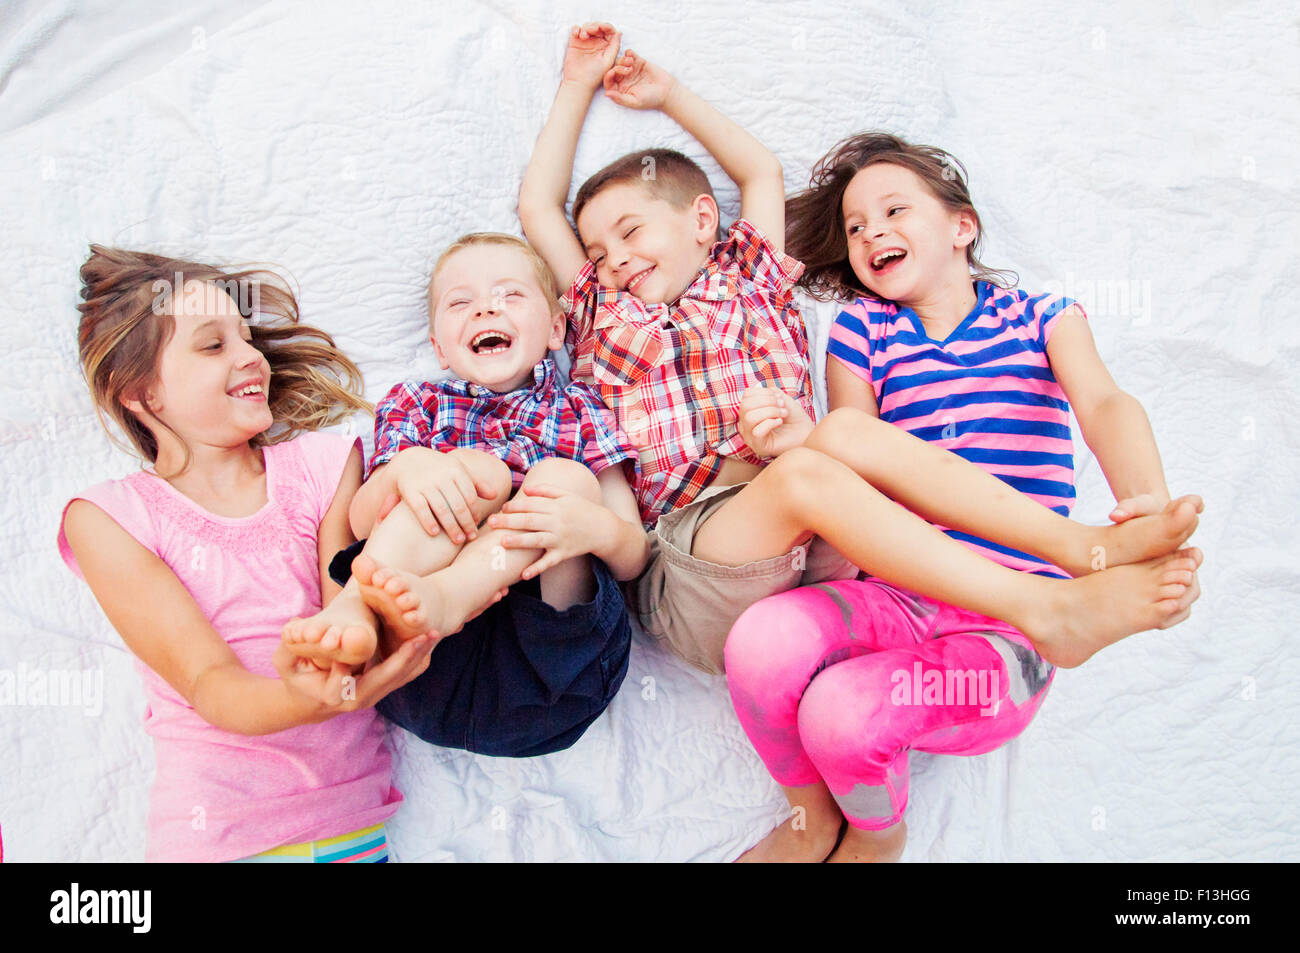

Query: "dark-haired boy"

xmin=519 ymin=23 xmax=856 ymax=674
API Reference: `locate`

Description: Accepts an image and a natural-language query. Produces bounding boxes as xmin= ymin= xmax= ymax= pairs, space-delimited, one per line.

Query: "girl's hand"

xmin=602 ymin=50 xmax=675 ymax=110
xmin=274 ymin=638 xmax=435 ymax=713
xmin=393 ymin=450 xmax=495 ymax=544
xmin=1108 ymin=493 xmax=1168 ymax=523
xmin=738 ymin=386 xmax=815 ymax=458
xmin=488 ymin=483 xmax=602 ymax=579
xmin=562 ymin=22 xmax=621 ymax=88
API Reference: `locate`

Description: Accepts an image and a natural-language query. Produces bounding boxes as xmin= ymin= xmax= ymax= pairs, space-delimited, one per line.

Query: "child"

xmin=283 ymin=233 xmax=646 ymax=758
xmin=722 ymin=132 xmax=1203 ymax=861
xmin=519 ymin=24 xmax=1200 ymax=679
xmin=58 ymin=245 xmax=433 ymax=862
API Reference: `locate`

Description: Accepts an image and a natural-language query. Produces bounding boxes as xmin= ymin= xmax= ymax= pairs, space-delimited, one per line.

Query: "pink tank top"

xmin=57 ymin=431 xmax=401 ymax=862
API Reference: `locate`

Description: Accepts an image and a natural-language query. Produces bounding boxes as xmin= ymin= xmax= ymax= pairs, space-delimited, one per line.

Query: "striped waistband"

xmin=233 ymin=823 xmax=389 ymax=863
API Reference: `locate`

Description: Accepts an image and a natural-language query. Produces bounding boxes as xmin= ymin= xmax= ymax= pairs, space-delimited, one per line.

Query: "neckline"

xmin=899 ymin=281 xmax=991 ymax=348
xmin=138 ymin=445 xmax=276 ymax=525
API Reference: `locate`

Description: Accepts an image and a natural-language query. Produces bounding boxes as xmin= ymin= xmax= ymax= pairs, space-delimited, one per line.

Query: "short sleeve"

xmin=369 ymin=381 xmax=434 ymax=477
xmin=57 ymin=478 xmax=161 ymax=581
xmin=285 ymin=431 xmax=363 ymax=524
xmin=1035 ymin=294 xmax=1085 ymax=350
xmin=827 ymin=299 xmax=877 ymax=384
xmin=721 ymin=218 xmax=804 ymax=298
xmin=566 ymin=382 xmax=639 ymax=481
xmin=561 ymin=259 xmax=601 ymax=352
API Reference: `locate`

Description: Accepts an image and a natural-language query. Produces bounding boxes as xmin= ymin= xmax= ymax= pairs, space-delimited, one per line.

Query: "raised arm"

xmin=518 ymin=22 xmax=622 ymax=292
xmin=603 ymin=50 xmax=786 ymax=249
xmin=63 ymin=500 xmax=333 ymax=735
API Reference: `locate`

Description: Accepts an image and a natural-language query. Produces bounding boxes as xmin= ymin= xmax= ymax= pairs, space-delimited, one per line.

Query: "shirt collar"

xmin=451 ymin=358 xmax=556 ymax=400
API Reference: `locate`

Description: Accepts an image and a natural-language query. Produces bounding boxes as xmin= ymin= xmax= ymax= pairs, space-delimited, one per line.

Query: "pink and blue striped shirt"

xmin=828 ymin=281 xmax=1082 ymax=578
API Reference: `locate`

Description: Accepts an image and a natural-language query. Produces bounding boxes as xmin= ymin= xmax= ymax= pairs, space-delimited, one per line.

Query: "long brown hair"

xmin=77 ymin=245 xmax=371 ymax=477
xmin=786 ymin=132 xmax=1016 ymax=301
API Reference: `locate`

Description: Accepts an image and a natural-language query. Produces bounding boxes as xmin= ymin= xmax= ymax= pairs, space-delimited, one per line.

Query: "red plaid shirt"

xmin=562 ymin=218 xmax=814 ymax=525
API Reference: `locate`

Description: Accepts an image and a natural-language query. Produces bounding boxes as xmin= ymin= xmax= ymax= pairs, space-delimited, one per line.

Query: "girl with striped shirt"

xmin=724 ymin=133 xmax=1204 ymax=862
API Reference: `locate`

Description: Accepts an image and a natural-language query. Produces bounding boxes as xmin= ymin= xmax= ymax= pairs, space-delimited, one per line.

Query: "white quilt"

xmin=1 ymin=0 xmax=1297 ymax=862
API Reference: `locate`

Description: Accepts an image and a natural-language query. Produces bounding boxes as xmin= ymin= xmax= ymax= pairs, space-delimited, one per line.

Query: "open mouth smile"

xmin=870 ymin=248 xmax=907 ymax=274
xmin=470 ymin=330 xmax=514 ymax=355
xmin=228 ymin=380 xmax=267 ymax=402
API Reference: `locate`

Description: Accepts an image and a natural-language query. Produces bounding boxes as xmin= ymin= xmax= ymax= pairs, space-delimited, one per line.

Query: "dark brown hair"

xmin=572 ymin=148 xmax=721 ymax=241
xmin=786 ymin=132 xmax=1016 ymax=301
xmin=77 ymin=245 xmax=371 ymax=477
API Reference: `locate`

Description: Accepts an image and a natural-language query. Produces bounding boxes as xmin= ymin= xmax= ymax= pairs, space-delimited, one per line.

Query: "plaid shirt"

xmin=562 ymin=218 xmax=814 ymax=525
xmin=369 ymin=359 xmax=638 ymax=488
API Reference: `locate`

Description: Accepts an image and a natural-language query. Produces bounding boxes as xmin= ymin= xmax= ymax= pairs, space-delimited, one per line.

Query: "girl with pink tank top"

xmin=58 ymin=246 xmax=434 ymax=862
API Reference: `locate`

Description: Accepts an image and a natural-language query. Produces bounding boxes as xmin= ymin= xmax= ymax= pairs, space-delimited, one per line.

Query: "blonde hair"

xmin=77 ymin=244 xmax=372 ymax=477
xmin=427 ymin=233 xmax=561 ymax=317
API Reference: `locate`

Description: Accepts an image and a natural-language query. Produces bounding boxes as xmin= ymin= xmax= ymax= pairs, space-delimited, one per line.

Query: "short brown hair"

xmin=429 ymin=233 xmax=560 ymax=317
xmin=786 ymin=132 xmax=1016 ymax=301
xmin=572 ymin=148 xmax=720 ymax=240
xmin=77 ymin=245 xmax=370 ymax=477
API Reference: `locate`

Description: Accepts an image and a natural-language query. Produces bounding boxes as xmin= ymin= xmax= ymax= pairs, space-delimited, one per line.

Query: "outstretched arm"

xmin=603 ymin=50 xmax=786 ymax=249
xmin=519 ymin=22 xmax=621 ymax=292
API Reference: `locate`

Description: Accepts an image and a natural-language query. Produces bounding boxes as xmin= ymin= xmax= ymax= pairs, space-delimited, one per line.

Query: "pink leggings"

xmin=724 ymin=579 xmax=1055 ymax=830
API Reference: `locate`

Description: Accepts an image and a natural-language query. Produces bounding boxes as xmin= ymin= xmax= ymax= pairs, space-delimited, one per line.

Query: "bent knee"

xmin=725 ymin=587 xmax=843 ymax=692
xmin=450 ymin=449 xmax=513 ymax=503
xmin=521 ymin=457 xmax=601 ymax=501
xmin=808 ymin=407 xmax=881 ymax=453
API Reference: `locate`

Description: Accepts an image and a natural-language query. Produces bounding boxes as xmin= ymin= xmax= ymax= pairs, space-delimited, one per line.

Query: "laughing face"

xmin=429 ymin=243 xmax=564 ymax=393
xmin=575 ymin=180 xmax=717 ymax=306
xmin=841 ymin=163 xmax=977 ymax=304
xmin=136 ymin=280 xmax=273 ymax=449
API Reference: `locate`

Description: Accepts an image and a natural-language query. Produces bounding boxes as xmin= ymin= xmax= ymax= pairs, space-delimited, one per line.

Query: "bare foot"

xmin=281 ymin=585 xmax=378 ymax=667
xmin=353 ymin=553 xmax=451 ymax=647
xmin=1067 ymin=495 xmax=1202 ymax=575
xmin=827 ymin=820 xmax=907 ymax=863
xmin=1021 ymin=547 xmax=1202 ymax=669
xmin=735 ymin=813 xmax=843 ymax=863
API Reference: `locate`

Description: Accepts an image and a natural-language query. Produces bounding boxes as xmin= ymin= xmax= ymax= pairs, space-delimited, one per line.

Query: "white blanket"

xmin=2 ymin=0 xmax=1296 ymax=862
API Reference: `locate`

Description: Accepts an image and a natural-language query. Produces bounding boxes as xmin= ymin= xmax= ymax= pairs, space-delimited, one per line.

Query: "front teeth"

xmin=872 ymin=249 xmax=905 ymax=268
xmin=471 ymin=331 xmax=511 ymax=351
xmin=235 ymin=384 xmax=263 ymax=397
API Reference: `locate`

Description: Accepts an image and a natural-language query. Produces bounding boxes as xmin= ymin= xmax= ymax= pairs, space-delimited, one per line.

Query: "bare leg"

xmin=359 ymin=458 xmax=604 ymax=646
xmin=805 ymin=408 xmax=1200 ymax=576
xmin=735 ymin=781 xmax=844 ymax=863
xmin=284 ymin=449 xmax=513 ymax=665
xmin=692 ymin=448 xmax=1199 ymax=668
xmin=827 ymin=820 xmax=907 ymax=863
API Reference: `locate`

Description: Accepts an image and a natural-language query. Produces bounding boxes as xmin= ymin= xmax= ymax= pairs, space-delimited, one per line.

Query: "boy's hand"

xmin=562 ymin=22 xmax=621 ymax=88
xmin=393 ymin=448 xmax=496 ymax=543
xmin=738 ymin=386 xmax=815 ymax=458
xmin=602 ymin=49 xmax=675 ymax=110
xmin=489 ymin=483 xmax=605 ymax=580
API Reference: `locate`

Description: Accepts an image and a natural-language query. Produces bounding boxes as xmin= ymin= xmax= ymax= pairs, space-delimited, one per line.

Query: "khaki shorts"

xmin=626 ymin=482 xmax=859 ymax=675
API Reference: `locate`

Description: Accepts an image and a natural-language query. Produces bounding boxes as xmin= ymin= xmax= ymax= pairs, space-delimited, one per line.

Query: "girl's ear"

xmin=120 ymin=389 xmax=156 ymax=416
xmin=693 ymin=194 xmax=721 ymax=245
xmin=953 ymin=209 xmax=978 ymax=250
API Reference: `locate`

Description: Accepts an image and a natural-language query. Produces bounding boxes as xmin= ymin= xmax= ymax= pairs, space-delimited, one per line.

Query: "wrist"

xmin=658 ymin=74 xmax=685 ymax=115
xmin=559 ymin=75 xmax=601 ymax=98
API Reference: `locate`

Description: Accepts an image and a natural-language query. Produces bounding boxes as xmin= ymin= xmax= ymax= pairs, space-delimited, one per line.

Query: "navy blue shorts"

xmin=330 ymin=542 xmax=630 ymax=758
